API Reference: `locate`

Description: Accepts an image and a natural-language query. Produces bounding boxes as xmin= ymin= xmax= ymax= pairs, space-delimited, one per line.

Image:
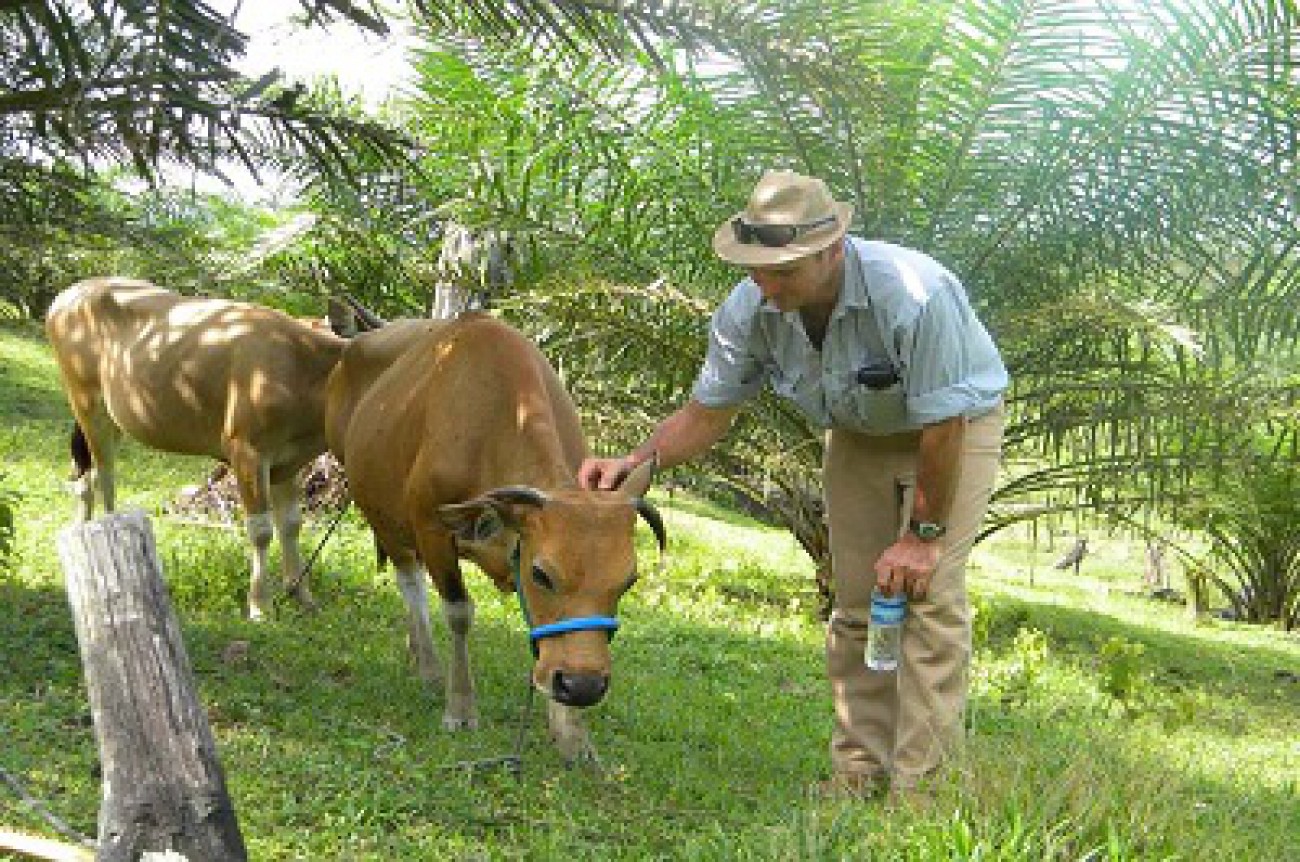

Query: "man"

xmin=578 ymin=169 xmax=1007 ymax=800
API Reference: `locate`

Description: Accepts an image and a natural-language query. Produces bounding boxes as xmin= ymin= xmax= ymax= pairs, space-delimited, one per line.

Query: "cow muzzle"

xmin=551 ymin=670 xmax=610 ymax=707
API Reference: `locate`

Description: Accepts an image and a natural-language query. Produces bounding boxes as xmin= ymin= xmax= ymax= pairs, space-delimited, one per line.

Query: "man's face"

xmin=746 ymin=246 xmax=841 ymax=312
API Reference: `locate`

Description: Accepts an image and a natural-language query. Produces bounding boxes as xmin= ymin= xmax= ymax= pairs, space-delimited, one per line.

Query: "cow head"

xmin=437 ymin=459 xmax=664 ymax=707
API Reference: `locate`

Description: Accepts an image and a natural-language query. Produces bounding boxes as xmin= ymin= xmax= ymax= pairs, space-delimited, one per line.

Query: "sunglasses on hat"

xmin=730 ymin=213 xmax=838 ymax=248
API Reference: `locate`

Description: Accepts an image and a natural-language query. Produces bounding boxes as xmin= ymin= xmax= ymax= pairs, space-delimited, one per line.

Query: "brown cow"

xmin=45 ymin=277 xmax=355 ymax=619
xmin=325 ymin=313 xmax=664 ymax=762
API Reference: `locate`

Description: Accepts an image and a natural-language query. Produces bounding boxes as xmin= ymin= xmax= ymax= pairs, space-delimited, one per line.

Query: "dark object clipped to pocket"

xmin=856 ymin=358 xmax=900 ymax=390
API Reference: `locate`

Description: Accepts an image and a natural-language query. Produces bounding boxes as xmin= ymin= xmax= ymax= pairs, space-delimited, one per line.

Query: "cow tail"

xmin=375 ymin=537 xmax=389 ymax=571
xmin=69 ymin=422 xmax=93 ymax=480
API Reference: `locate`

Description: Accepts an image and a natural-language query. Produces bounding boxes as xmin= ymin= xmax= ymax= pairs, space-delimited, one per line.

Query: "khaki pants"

xmin=823 ymin=405 xmax=1004 ymax=788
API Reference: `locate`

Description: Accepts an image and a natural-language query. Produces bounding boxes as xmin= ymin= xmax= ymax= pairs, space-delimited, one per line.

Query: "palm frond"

xmin=0 ymin=1 xmax=410 ymax=180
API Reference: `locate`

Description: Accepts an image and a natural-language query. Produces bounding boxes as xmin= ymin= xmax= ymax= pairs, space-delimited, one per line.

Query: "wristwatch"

xmin=909 ymin=518 xmax=947 ymax=541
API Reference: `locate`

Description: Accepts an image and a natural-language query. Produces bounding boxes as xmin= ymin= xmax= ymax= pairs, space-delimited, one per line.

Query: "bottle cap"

xmin=869 ymin=590 xmax=907 ymax=625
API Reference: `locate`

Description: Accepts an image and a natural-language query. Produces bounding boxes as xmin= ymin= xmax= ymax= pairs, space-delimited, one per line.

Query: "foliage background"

xmin=3 ymin=1 xmax=1300 ymax=619
xmin=365 ymin=0 xmax=1300 ymax=623
xmin=2 ymin=2 xmax=1299 ymax=856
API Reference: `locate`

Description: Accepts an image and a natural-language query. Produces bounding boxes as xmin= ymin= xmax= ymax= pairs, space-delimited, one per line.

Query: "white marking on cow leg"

xmin=270 ymin=480 xmax=315 ymax=611
xmin=70 ymin=474 xmax=94 ymax=522
xmin=547 ymin=700 xmax=598 ymax=766
xmin=395 ymin=565 xmax=443 ymax=686
xmin=245 ymin=512 xmax=275 ymax=621
xmin=81 ymin=414 xmax=120 ymax=515
xmin=441 ymin=599 xmax=478 ymax=730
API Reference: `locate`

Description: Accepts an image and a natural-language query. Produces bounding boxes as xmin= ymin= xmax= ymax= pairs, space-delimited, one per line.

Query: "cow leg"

xmin=227 ymin=441 xmax=275 ymax=620
xmin=440 ymin=598 xmax=478 ymax=730
xmin=243 ymin=512 xmax=276 ymax=620
xmin=414 ymin=530 xmax=478 ymax=731
xmin=547 ymin=701 xmax=598 ymax=766
xmin=391 ymin=554 xmax=444 ymax=687
xmin=270 ymin=476 xmax=316 ymax=612
xmin=69 ymin=408 xmax=120 ymax=520
xmin=71 ymin=475 xmax=94 ymax=522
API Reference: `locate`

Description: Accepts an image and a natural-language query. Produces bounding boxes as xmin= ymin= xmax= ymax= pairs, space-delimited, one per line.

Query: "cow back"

xmin=326 ymin=313 xmax=589 ymax=544
xmin=46 ymin=277 xmax=346 ymax=461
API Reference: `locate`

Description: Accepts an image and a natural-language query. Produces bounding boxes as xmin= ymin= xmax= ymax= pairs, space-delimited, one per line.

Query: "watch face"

xmin=912 ymin=520 xmax=945 ymax=540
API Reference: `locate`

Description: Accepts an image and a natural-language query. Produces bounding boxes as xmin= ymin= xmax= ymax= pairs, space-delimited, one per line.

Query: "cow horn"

xmin=343 ymin=294 xmax=387 ymax=331
xmin=635 ymin=498 xmax=667 ymax=554
xmin=487 ymin=486 xmax=550 ymax=508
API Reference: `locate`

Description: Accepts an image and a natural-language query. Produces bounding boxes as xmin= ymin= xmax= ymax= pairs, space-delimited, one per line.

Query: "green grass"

xmin=2 ymin=320 xmax=1298 ymax=860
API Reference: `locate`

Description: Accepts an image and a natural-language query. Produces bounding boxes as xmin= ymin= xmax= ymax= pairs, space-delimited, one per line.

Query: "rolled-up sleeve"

xmin=691 ymin=290 xmax=766 ymax=408
xmin=902 ymin=282 xmax=983 ymax=424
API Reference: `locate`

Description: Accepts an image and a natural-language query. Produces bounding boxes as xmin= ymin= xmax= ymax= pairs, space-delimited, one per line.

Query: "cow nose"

xmin=551 ymin=671 xmax=609 ymax=707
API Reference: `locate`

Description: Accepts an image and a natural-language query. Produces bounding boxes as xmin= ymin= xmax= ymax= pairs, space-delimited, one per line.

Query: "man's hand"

xmin=873 ymin=533 xmax=942 ymax=600
xmin=577 ymin=455 xmax=641 ymax=491
xmin=578 ymin=401 xmax=737 ymax=492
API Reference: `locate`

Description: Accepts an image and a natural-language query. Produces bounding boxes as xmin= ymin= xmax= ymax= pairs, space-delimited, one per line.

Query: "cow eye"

xmin=531 ymin=564 xmax=555 ymax=591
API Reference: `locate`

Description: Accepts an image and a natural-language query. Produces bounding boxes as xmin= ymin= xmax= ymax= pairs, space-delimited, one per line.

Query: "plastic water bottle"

xmin=865 ymin=590 xmax=907 ymax=672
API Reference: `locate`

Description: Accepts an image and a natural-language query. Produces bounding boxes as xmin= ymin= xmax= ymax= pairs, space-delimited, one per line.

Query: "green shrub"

xmin=992 ymin=626 xmax=1050 ymax=705
xmin=1096 ymin=635 xmax=1206 ymax=729
xmin=971 ymin=592 xmax=1032 ymax=651
xmin=0 ymin=472 xmax=17 ymax=572
xmin=1098 ymin=635 xmax=1148 ymax=715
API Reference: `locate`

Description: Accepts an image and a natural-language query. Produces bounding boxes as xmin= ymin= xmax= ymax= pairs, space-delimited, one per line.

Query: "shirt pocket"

xmin=842 ymin=383 xmax=910 ymax=431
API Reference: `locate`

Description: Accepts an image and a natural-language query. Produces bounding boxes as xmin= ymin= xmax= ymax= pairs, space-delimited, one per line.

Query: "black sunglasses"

xmin=731 ymin=213 xmax=838 ymax=247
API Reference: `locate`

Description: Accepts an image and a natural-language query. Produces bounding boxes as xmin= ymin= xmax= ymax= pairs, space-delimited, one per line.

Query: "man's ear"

xmin=824 ymin=240 xmax=845 ymax=265
xmin=436 ymin=501 xmax=507 ymax=543
xmin=620 ymin=453 xmax=659 ymax=499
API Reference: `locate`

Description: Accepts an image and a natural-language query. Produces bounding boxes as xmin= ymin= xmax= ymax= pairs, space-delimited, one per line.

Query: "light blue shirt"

xmin=691 ymin=237 xmax=1007 ymax=433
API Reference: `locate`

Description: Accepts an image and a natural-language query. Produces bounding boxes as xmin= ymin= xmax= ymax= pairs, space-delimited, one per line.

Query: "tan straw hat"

xmin=712 ymin=169 xmax=854 ymax=267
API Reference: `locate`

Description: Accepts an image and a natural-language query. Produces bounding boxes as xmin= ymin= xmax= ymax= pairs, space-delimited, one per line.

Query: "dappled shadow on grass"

xmin=171 ymin=589 xmax=818 ymax=858
xmin=972 ymin=587 xmax=1300 ymax=723
xmin=0 ymin=554 xmax=826 ymax=857
xmin=0 ymin=578 xmax=100 ymax=840
xmin=4 ymin=524 xmax=1298 ymax=858
xmin=951 ymin=684 xmax=1300 ymax=859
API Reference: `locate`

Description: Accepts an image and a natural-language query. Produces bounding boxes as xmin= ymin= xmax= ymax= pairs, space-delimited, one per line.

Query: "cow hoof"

xmin=551 ymin=732 xmax=599 ymax=768
xmin=248 ymin=607 xmax=268 ymax=623
xmin=562 ymin=747 xmax=602 ymax=771
xmin=442 ymin=713 xmax=479 ymax=731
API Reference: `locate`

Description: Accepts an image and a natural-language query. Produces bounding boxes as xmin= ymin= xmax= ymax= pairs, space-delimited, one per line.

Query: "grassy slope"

xmin=1 ymin=321 xmax=1297 ymax=860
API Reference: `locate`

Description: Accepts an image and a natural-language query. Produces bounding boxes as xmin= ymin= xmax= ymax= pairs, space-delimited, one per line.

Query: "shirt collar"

xmin=839 ymin=238 xmax=870 ymax=310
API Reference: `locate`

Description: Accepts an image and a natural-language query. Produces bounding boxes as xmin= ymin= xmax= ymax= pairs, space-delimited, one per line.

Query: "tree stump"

xmin=1144 ymin=540 xmax=1167 ymax=591
xmin=1053 ymin=537 xmax=1088 ymax=575
xmin=56 ymin=511 xmax=247 ymax=862
xmin=1186 ymin=564 xmax=1211 ymax=621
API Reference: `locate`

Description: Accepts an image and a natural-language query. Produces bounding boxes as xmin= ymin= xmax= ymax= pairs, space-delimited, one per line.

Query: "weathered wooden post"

xmin=56 ymin=511 xmax=246 ymax=862
xmin=429 ymin=221 xmax=515 ymax=319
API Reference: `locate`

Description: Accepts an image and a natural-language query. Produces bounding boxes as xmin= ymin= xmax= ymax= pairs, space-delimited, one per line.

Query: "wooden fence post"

xmin=56 ymin=511 xmax=246 ymax=862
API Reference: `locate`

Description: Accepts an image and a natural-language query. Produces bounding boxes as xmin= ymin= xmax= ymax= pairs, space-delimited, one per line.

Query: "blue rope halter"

xmin=511 ymin=543 xmax=618 ymax=658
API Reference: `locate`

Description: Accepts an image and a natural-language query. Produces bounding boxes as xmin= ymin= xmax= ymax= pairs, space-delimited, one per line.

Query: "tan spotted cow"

xmin=45 ymin=276 xmax=358 ymax=619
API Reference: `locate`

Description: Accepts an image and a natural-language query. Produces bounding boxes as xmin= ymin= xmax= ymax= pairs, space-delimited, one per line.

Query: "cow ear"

xmin=437 ymin=501 xmax=509 ymax=543
xmin=619 ymin=453 xmax=659 ymax=499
